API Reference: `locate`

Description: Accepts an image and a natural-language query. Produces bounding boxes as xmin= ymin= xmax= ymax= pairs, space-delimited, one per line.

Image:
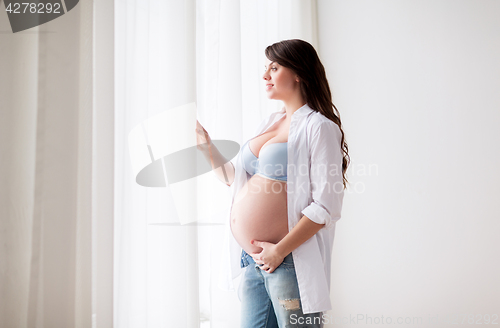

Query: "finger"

xmin=251 ymin=240 xmax=262 ymax=246
xmin=249 ymin=252 xmax=262 ymax=257
xmin=253 ymin=258 xmax=263 ymax=265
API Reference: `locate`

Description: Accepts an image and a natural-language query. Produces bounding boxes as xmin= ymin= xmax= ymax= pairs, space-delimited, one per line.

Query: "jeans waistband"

xmin=240 ymin=249 xmax=293 ymax=268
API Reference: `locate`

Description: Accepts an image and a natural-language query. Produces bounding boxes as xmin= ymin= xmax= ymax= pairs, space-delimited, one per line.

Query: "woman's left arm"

xmin=251 ymin=121 xmax=345 ymax=273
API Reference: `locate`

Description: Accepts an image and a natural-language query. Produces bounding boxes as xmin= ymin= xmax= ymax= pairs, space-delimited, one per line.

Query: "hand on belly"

xmin=248 ymin=240 xmax=286 ymax=274
xmin=230 ymin=176 xmax=288 ymax=255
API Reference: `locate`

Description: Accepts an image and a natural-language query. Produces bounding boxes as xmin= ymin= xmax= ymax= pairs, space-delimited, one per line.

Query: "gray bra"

xmin=241 ymin=139 xmax=287 ymax=182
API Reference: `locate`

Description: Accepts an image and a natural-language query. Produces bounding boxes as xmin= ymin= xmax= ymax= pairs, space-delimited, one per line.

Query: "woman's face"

xmin=263 ymin=58 xmax=300 ymax=101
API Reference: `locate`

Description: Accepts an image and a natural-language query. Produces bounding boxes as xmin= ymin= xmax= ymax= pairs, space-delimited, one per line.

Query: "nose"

xmin=262 ymin=70 xmax=270 ymax=81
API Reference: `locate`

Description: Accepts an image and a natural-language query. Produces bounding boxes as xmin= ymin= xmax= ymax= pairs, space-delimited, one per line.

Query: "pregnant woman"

xmin=196 ymin=39 xmax=350 ymax=328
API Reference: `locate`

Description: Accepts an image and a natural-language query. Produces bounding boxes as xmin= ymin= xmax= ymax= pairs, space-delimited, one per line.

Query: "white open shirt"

xmin=218 ymin=103 xmax=345 ymax=314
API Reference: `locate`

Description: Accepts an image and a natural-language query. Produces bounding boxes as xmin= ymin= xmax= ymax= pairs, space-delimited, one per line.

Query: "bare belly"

xmin=230 ymin=174 xmax=289 ymax=255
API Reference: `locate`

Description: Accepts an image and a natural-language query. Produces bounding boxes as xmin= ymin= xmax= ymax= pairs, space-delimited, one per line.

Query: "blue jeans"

xmin=239 ymin=249 xmax=323 ymax=328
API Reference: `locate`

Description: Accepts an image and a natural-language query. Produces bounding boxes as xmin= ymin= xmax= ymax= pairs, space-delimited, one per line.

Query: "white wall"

xmin=318 ymin=1 xmax=500 ymax=327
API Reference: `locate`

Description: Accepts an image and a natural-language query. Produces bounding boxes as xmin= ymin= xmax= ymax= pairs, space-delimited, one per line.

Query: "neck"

xmin=282 ymin=99 xmax=307 ymax=123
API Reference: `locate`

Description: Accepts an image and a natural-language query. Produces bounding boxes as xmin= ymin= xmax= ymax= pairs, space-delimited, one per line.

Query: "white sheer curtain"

xmin=0 ymin=1 xmax=114 ymax=327
xmin=114 ymin=0 xmax=319 ymax=327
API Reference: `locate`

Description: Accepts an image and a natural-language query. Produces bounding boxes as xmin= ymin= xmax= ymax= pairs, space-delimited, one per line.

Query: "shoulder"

xmin=306 ymin=111 xmax=341 ymax=139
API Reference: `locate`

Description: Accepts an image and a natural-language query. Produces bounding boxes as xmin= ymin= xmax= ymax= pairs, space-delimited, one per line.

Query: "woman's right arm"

xmin=195 ymin=120 xmax=235 ymax=186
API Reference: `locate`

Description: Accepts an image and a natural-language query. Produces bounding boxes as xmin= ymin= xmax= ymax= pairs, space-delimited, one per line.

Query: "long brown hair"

xmin=265 ymin=39 xmax=351 ymax=189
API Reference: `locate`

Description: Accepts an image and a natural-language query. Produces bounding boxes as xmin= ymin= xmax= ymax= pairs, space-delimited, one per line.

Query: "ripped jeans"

xmin=238 ymin=249 xmax=323 ymax=328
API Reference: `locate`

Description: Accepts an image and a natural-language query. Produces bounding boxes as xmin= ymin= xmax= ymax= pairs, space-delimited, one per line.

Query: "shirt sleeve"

xmin=301 ymin=121 xmax=345 ymax=230
xmin=226 ymin=160 xmax=235 ymax=187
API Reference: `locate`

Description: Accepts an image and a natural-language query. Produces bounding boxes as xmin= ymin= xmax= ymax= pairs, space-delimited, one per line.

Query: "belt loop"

xmin=240 ymin=249 xmax=249 ymax=268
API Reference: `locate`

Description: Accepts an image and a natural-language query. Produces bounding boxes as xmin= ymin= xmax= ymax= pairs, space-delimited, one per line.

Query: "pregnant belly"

xmin=230 ymin=175 xmax=289 ymax=255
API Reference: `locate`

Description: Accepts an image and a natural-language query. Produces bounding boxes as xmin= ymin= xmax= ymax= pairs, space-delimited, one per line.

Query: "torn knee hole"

xmin=278 ymin=298 xmax=301 ymax=310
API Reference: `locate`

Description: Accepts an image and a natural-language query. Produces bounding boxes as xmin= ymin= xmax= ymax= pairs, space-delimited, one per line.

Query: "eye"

xmin=271 ymin=67 xmax=277 ymax=71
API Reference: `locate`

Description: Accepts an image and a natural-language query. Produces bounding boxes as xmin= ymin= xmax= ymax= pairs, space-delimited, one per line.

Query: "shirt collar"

xmin=279 ymin=103 xmax=314 ymax=118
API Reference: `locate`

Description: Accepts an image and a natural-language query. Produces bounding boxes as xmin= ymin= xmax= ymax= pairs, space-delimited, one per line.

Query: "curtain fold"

xmin=0 ymin=1 xmax=114 ymax=327
xmin=115 ymin=0 xmax=318 ymax=327
xmin=0 ymin=0 xmax=318 ymax=326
